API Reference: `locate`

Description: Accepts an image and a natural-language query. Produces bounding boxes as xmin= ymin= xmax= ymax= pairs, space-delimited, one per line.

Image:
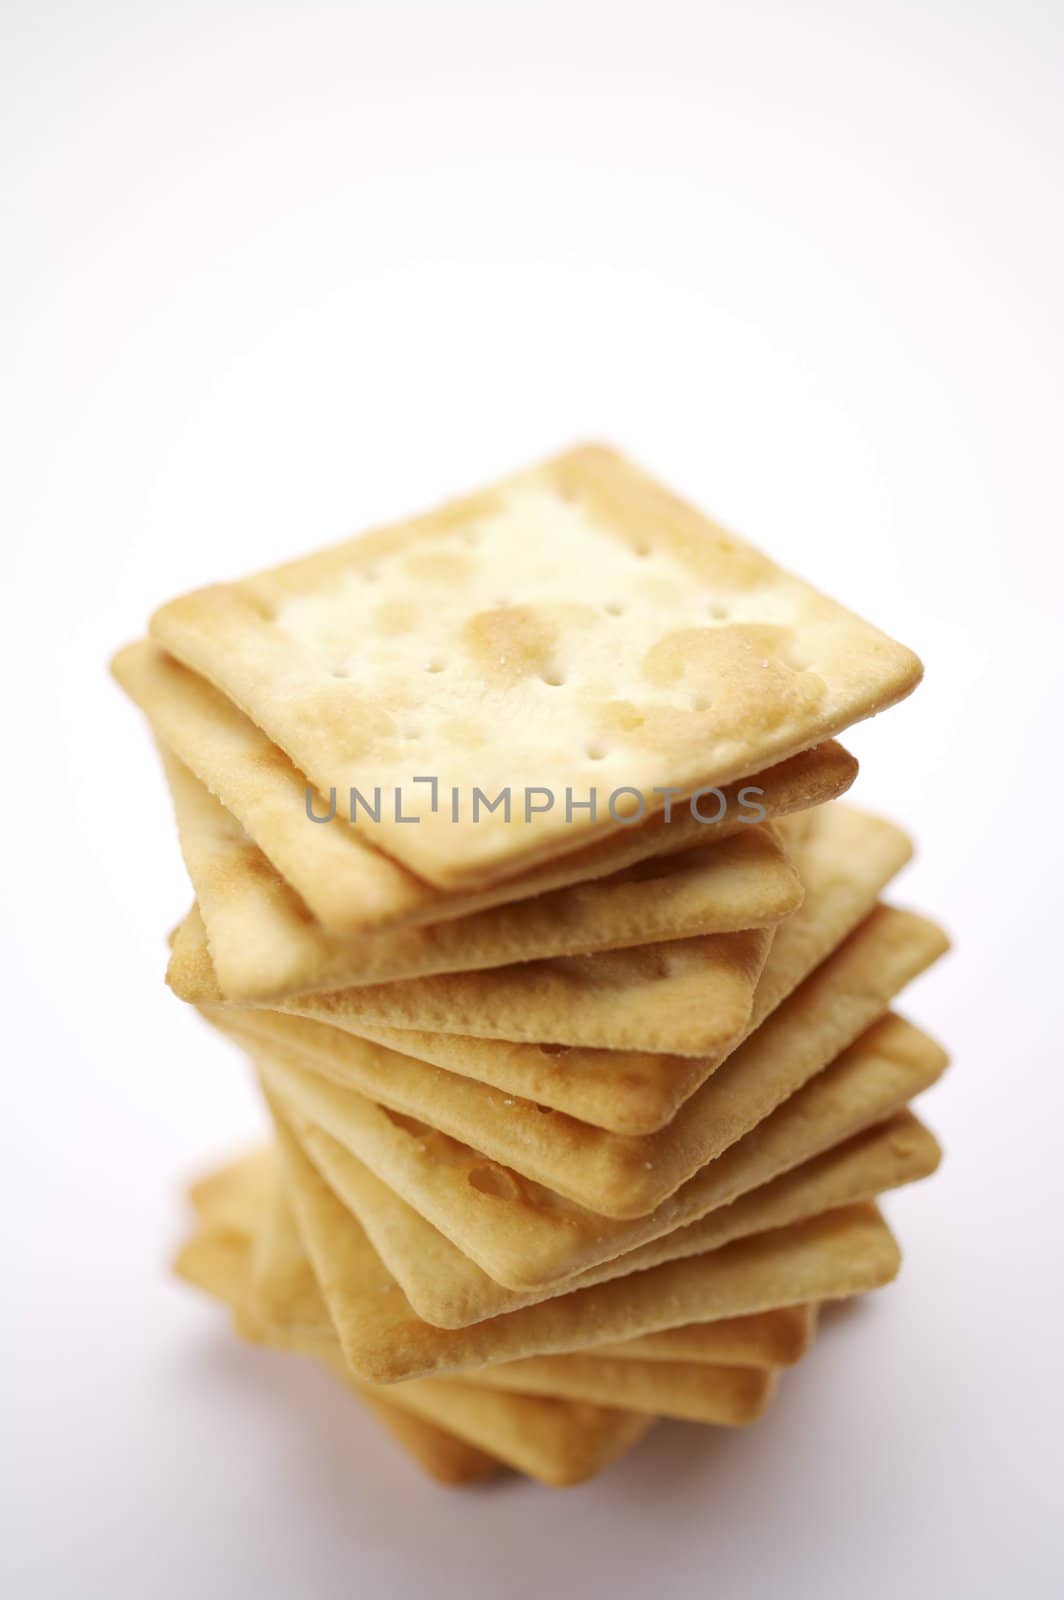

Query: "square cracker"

xmin=283 ymin=1060 xmax=940 ymax=1323
xmin=244 ymin=1158 xmax=816 ymax=1369
xmin=269 ymin=1108 xmax=902 ymax=1383
xmin=150 ymin=444 xmax=920 ymax=890
xmin=458 ymin=1353 xmax=776 ymax=1427
xmin=114 ymin=637 xmax=856 ymax=937
xmin=238 ymin=1157 xmax=819 ymax=1371
xmin=234 ymin=1187 xmax=777 ymax=1431
xmin=313 ymin=1356 xmax=654 ymax=1487
xmin=350 ymin=1386 xmax=502 ymax=1486
xmin=266 ymin=803 xmax=915 ymax=1130
xmin=188 ymin=826 xmax=932 ymax=1058
xmin=201 ymin=915 xmax=776 ymax=1057
xmin=179 ymin=1223 xmax=649 ymax=1487
xmin=215 ymin=903 xmax=947 ymax=1221
xmin=160 ymin=747 xmax=802 ymax=1003
xmin=600 ymin=1305 xmax=819 ymax=1367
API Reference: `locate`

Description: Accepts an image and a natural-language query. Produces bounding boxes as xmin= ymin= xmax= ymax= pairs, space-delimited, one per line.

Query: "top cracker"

xmin=151 ymin=445 xmax=920 ymax=888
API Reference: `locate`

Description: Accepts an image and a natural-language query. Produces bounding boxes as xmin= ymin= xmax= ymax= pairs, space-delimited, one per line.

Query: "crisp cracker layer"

xmin=216 ymin=903 xmax=947 ymax=1224
xmin=150 ymin=444 xmax=920 ymax=888
xmin=116 ymin=637 xmax=857 ymax=938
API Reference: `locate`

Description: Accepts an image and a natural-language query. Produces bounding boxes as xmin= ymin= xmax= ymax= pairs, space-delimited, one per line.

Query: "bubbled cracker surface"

xmin=151 ymin=447 xmax=920 ymax=887
xmin=270 ymin=484 xmax=819 ymax=773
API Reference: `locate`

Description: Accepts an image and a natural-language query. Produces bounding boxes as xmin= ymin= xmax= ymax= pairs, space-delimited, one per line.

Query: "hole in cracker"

xmin=467 ymin=1163 xmax=523 ymax=1200
xmin=690 ymin=695 xmax=711 ymax=712
xmin=633 ymin=541 xmax=651 ymax=558
xmin=330 ymin=666 xmax=351 ymax=679
xmin=707 ymin=601 xmax=730 ymax=619
xmin=604 ymin=602 xmax=625 ymax=616
xmin=424 ymin=656 xmax=447 ymax=673
xmin=541 ymin=670 xmax=566 ymax=688
xmin=585 ymin=742 xmax=608 ymax=761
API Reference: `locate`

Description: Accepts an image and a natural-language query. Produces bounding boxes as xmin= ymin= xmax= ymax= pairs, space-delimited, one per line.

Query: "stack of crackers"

xmin=113 ymin=445 xmax=949 ymax=1488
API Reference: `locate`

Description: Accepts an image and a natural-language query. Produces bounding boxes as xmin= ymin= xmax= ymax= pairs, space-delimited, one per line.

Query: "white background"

xmin=3 ymin=2 xmax=1063 ymax=1595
